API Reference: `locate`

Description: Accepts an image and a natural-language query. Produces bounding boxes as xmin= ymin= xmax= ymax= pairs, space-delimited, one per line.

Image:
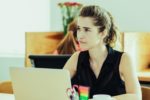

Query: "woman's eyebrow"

xmin=83 ymin=27 xmax=91 ymax=29
xmin=77 ymin=26 xmax=91 ymax=29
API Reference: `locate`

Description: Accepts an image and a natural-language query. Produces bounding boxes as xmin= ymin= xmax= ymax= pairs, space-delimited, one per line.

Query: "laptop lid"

xmin=29 ymin=54 xmax=71 ymax=69
xmin=10 ymin=67 xmax=71 ymax=100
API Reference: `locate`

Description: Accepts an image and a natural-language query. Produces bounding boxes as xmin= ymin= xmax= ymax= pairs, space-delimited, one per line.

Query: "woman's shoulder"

xmin=64 ymin=51 xmax=80 ymax=67
xmin=119 ymin=52 xmax=133 ymax=72
xmin=71 ymin=51 xmax=80 ymax=58
xmin=120 ymin=52 xmax=131 ymax=61
xmin=63 ymin=51 xmax=81 ymax=77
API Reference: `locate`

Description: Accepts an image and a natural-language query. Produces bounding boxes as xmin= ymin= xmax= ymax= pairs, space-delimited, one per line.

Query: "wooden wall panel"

xmin=25 ymin=32 xmax=64 ymax=67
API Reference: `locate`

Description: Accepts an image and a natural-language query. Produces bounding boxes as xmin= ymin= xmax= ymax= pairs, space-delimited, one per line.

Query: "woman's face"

xmin=77 ymin=17 xmax=105 ymax=51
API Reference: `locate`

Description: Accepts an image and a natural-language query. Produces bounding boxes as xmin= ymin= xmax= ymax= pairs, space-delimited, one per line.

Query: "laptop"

xmin=10 ymin=67 xmax=71 ymax=100
xmin=29 ymin=54 xmax=71 ymax=69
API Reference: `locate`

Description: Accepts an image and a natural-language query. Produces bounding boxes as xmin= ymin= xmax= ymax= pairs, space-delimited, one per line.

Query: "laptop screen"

xmin=10 ymin=68 xmax=71 ymax=100
xmin=29 ymin=54 xmax=71 ymax=69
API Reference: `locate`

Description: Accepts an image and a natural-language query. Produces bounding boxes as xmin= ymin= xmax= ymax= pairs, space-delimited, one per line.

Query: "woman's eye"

xmin=77 ymin=28 xmax=80 ymax=31
xmin=85 ymin=28 xmax=90 ymax=32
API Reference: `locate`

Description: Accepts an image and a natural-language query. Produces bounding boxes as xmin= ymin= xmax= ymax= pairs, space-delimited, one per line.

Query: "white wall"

xmin=0 ymin=0 xmax=51 ymax=81
xmin=50 ymin=0 xmax=150 ymax=32
xmin=0 ymin=0 xmax=51 ymax=56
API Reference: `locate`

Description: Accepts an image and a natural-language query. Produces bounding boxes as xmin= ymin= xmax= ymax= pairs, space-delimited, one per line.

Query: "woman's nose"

xmin=77 ymin=31 xmax=85 ymax=39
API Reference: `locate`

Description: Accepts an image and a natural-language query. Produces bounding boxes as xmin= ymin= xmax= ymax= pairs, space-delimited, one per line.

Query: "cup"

xmin=73 ymin=85 xmax=90 ymax=100
xmin=93 ymin=94 xmax=111 ymax=100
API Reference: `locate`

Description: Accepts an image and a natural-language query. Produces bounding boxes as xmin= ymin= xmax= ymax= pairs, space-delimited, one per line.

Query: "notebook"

xmin=10 ymin=67 xmax=71 ymax=100
xmin=29 ymin=54 xmax=71 ymax=69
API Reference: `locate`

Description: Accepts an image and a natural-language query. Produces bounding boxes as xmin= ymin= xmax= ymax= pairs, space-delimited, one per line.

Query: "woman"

xmin=64 ymin=5 xmax=142 ymax=100
xmin=53 ymin=20 xmax=80 ymax=54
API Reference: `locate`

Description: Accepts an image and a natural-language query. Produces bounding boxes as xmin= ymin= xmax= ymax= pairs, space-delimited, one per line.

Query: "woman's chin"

xmin=80 ymin=47 xmax=89 ymax=51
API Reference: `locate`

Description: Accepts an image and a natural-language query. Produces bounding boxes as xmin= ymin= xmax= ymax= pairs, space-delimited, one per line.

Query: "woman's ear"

xmin=99 ymin=29 xmax=108 ymax=39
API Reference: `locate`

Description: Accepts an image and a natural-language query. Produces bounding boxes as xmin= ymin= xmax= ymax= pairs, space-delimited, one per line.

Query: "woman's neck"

xmin=88 ymin=44 xmax=108 ymax=63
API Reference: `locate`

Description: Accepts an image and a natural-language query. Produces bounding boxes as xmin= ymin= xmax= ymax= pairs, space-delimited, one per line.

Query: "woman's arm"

xmin=113 ymin=53 xmax=142 ymax=100
xmin=63 ymin=51 xmax=80 ymax=78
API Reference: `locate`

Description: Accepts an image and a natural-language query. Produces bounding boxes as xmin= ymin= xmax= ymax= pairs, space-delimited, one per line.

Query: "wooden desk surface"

xmin=138 ymin=71 xmax=150 ymax=82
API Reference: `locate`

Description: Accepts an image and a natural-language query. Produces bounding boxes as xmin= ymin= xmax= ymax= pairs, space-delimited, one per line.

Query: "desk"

xmin=138 ymin=72 xmax=150 ymax=82
xmin=0 ymin=94 xmax=143 ymax=100
xmin=0 ymin=93 xmax=92 ymax=100
xmin=0 ymin=93 xmax=15 ymax=100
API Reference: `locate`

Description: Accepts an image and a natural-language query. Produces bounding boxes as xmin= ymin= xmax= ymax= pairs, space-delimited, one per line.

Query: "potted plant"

xmin=58 ymin=2 xmax=82 ymax=35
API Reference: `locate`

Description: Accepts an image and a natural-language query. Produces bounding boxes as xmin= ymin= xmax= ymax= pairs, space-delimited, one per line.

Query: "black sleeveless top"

xmin=71 ymin=45 xmax=126 ymax=98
